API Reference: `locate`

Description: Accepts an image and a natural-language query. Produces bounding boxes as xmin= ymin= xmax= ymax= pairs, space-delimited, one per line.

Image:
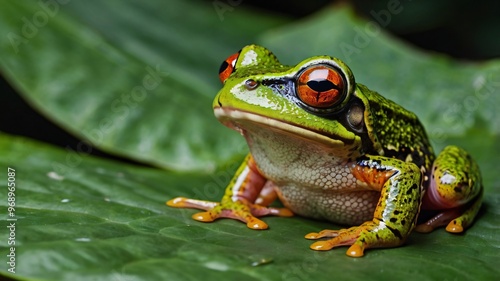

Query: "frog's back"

xmin=356 ymin=84 xmax=435 ymax=173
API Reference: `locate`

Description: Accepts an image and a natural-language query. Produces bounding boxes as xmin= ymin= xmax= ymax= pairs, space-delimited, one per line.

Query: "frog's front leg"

xmin=416 ymin=145 xmax=482 ymax=233
xmin=305 ymin=155 xmax=422 ymax=257
xmin=167 ymin=154 xmax=293 ymax=229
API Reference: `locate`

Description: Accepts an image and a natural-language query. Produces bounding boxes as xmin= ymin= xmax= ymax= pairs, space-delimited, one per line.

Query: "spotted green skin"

xmin=170 ymin=45 xmax=483 ymax=257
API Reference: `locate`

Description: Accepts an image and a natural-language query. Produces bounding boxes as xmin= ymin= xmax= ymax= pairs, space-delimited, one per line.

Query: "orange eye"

xmin=296 ymin=65 xmax=345 ymax=108
xmin=218 ymin=52 xmax=239 ymax=83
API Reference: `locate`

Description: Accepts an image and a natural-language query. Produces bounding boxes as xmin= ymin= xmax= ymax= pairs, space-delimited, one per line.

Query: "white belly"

xmin=244 ymin=122 xmax=379 ymax=225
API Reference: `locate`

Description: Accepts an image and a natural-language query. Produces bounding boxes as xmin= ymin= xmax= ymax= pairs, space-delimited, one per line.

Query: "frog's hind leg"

xmin=416 ymin=145 xmax=483 ymax=233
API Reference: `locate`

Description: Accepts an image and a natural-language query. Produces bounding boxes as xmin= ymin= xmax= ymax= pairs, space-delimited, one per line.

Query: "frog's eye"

xmin=219 ymin=52 xmax=240 ymax=83
xmin=296 ymin=65 xmax=346 ymax=109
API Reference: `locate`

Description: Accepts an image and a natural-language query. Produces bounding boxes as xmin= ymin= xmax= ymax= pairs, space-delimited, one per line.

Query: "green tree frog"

xmin=168 ymin=45 xmax=483 ymax=257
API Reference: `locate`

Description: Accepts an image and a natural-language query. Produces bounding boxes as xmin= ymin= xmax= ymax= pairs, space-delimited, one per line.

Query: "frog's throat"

xmin=214 ymin=107 xmax=347 ymax=148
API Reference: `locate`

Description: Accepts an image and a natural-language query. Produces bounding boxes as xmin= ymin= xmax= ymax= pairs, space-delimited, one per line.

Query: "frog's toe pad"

xmin=192 ymin=211 xmax=217 ymax=222
xmin=166 ymin=197 xmax=188 ymax=207
xmin=445 ymin=221 xmax=464 ymax=233
xmin=310 ymin=241 xmax=334 ymax=251
xmin=305 ymin=229 xmax=339 ymax=239
xmin=246 ymin=218 xmax=268 ymax=230
xmin=273 ymin=208 xmax=294 ymax=217
xmin=305 ymin=232 xmax=321 ymax=239
xmin=346 ymin=244 xmax=365 ymax=258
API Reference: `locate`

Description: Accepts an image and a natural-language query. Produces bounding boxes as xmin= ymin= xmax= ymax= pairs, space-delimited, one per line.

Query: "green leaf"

xmin=1 ymin=2 xmax=499 ymax=281
xmin=0 ymin=0 xmax=287 ymax=172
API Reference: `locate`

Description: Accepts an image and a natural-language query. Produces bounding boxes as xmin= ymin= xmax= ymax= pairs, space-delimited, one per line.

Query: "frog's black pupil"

xmin=307 ymin=80 xmax=338 ymax=92
xmin=219 ymin=61 xmax=229 ymax=74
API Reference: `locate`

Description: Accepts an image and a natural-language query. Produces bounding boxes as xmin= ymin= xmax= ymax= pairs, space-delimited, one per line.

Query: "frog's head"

xmin=214 ymin=45 xmax=374 ymax=159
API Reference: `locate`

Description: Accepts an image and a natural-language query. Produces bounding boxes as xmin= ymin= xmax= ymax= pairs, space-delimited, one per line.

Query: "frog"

xmin=167 ymin=45 xmax=483 ymax=257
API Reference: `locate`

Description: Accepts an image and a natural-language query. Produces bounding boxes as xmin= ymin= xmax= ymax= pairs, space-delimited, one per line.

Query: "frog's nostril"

xmin=245 ymin=79 xmax=259 ymax=90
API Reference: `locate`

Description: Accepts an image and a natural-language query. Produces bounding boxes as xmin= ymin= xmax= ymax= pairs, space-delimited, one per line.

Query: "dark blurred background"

xmin=2 ymin=0 xmax=499 ymax=160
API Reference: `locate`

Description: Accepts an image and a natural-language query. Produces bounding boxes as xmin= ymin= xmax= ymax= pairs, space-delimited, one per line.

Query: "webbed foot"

xmin=167 ymin=197 xmax=293 ymax=229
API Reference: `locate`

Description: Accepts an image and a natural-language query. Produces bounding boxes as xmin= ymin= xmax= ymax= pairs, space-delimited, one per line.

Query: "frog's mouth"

xmin=214 ymin=107 xmax=349 ymax=148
